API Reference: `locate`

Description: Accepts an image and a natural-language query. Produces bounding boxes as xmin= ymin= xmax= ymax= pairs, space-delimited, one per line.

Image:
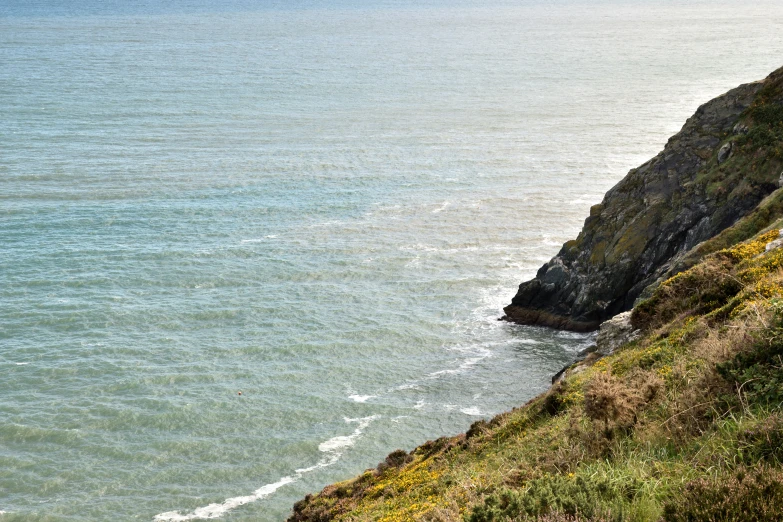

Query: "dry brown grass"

xmin=692 ymin=322 xmax=756 ymax=364
xmin=584 ymin=373 xmax=643 ymax=436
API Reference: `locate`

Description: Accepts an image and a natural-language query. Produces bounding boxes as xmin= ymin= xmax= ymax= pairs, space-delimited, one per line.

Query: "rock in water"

xmin=504 ymin=67 xmax=783 ymax=331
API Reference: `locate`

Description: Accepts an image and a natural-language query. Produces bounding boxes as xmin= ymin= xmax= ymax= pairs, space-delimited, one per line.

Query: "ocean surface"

xmin=1 ymin=0 xmax=782 ymax=520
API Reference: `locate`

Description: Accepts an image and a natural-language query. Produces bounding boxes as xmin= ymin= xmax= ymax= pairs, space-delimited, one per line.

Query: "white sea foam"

xmin=413 ymin=400 xmax=426 ymax=410
xmin=294 ymin=456 xmax=339 ymax=474
xmin=556 ymin=330 xmax=592 ymax=340
xmin=155 ymin=416 xmax=379 ymax=521
xmin=318 ymin=434 xmax=356 ymax=453
xmin=345 ymin=385 xmax=376 ymax=403
xmin=432 ymin=201 xmax=450 ymax=213
xmin=318 ymin=416 xmax=378 ymax=453
xmin=15 ymin=362 xmax=29 ymax=366
xmin=240 ymin=235 xmax=277 ymax=243
xmin=427 ymin=355 xmax=486 ymax=378
xmin=348 ymin=394 xmax=376 ymax=403
xmin=399 ymin=243 xmax=482 ymax=254
xmin=153 ymin=476 xmax=295 ymax=521
xmin=460 ymin=407 xmax=482 ymax=416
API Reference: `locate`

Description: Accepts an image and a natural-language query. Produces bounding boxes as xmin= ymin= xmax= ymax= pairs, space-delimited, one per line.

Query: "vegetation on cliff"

xmin=289 ymin=215 xmax=783 ymax=521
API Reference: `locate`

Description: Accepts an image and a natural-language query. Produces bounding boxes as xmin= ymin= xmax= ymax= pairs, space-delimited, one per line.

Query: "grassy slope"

xmin=290 ymin=219 xmax=783 ymax=522
xmin=288 ymin=76 xmax=783 ymax=522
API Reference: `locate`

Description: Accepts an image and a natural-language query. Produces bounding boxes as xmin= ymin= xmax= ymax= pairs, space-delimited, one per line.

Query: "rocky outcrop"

xmin=593 ymin=311 xmax=640 ymax=356
xmin=504 ymin=66 xmax=783 ymax=331
xmin=551 ymin=311 xmax=640 ymax=383
xmin=765 ymin=230 xmax=783 ymax=252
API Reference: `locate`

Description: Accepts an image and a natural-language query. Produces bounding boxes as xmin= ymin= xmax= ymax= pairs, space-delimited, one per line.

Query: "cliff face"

xmin=504 ymin=66 xmax=783 ymax=331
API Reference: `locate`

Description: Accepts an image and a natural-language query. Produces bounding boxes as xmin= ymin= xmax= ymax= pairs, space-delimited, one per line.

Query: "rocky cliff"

xmin=504 ymin=66 xmax=783 ymax=331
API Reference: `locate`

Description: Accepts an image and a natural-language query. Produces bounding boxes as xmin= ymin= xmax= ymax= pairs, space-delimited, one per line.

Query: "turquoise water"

xmin=2 ymin=1 xmax=782 ymax=520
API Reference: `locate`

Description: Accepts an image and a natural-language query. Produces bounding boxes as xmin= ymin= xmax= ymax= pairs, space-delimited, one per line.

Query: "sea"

xmin=1 ymin=0 xmax=782 ymax=520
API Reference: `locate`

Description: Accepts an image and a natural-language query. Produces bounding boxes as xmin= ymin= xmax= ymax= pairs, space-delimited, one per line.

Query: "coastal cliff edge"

xmin=504 ymin=66 xmax=783 ymax=331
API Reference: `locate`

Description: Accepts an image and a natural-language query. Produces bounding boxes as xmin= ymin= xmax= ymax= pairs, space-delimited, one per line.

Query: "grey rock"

xmin=541 ymin=260 xmax=570 ymax=285
xmin=765 ymin=230 xmax=783 ymax=252
xmin=504 ymin=68 xmax=780 ymax=331
xmin=552 ymin=364 xmax=569 ymax=384
xmin=594 ymin=311 xmax=640 ymax=356
xmin=550 ymin=312 xmax=639 ymax=383
xmin=765 ymin=239 xmax=783 ymax=252
xmin=576 ymin=344 xmax=598 ymax=358
xmin=733 ymin=122 xmax=749 ymax=135
xmin=778 ymin=171 xmax=783 ymax=188
xmin=717 ymin=142 xmax=733 ymax=164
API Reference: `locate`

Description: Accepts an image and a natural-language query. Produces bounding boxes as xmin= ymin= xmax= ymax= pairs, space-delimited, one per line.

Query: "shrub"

xmin=663 ymin=467 xmax=783 ymax=522
xmin=467 ymin=420 xmax=490 ymax=439
xmin=377 ymin=449 xmax=413 ymax=473
xmin=466 ymin=475 xmax=636 ymax=522
xmin=716 ymin=326 xmax=783 ymax=407
xmin=632 ymin=257 xmax=741 ymax=331
xmin=541 ymin=382 xmax=569 ymax=417
xmin=583 ymin=373 xmax=641 ymax=437
xmin=736 ymin=414 xmax=783 ymax=464
xmin=749 ymin=101 xmax=783 ymax=127
xmin=416 ymin=436 xmax=460 ymax=459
